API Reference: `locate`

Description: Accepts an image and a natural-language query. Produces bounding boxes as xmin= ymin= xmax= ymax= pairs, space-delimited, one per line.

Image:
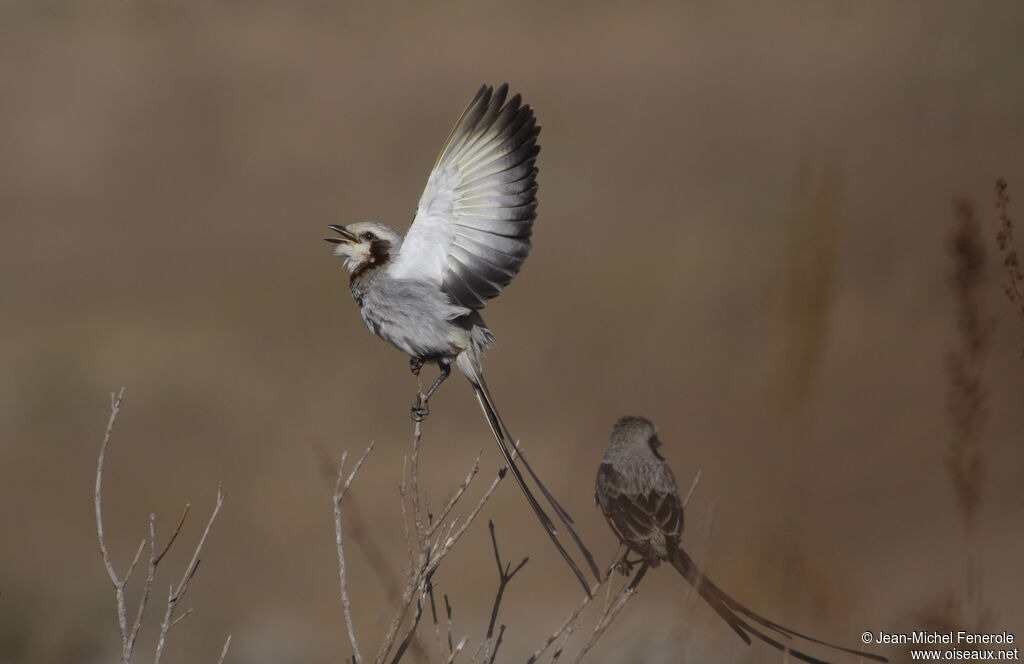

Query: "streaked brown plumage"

xmin=595 ymin=415 xmax=888 ymax=664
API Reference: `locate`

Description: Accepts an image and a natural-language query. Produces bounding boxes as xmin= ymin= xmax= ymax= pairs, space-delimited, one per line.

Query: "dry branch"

xmin=325 ymin=414 xmax=506 ymax=664
xmin=481 ymin=520 xmax=528 ymax=663
xmin=94 ymin=388 xmax=229 ymax=663
xmin=334 ymin=442 xmax=376 ymax=664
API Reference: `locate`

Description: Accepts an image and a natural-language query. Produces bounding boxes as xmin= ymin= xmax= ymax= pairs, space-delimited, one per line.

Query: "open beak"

xmin=325 ymin=224 xmax=358 ymax=244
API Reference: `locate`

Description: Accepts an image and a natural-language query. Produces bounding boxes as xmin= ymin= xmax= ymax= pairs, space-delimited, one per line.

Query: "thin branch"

xmin=450 ymin=636 xmax=468 ymax=663
xmin=216 ymin=635 xmax=232 ymax=664
xmin=94 ymin=388 xmax=228 ymax=663
xmin=94 ymin=388 xmax=176 ymax=664
xmin=549 ymin=622 xmax=573 ymax=664
xmin=444 ymin=595 xmax=456 ymax=661
xmin=390 ymin=567 xmax=434 ymax=664
xmin=377 ymin=417 xmax=505 ymax=664
xmin=154 ymin=483 xmax=226 ymax=664
xmin=126 ymin=506 xmax=191 ymax=657
xmin=334 ymin=443 xmax=375 ymax=664
xmin=427 ymin=449 xmax=482 ymax=538
xmin=399 ymin=456 xmax=415 ymax=569
xmin=427 ymin=471 xmax=503 ymax=573
xmin=411 ymin=420 xmax=426 ymax=550
xmin=569 ymin=566 xmax=644 ymax=664
xmin=170 ymin=607 xmax=194 ymax=629
xmin=682 ymin=470 xmax=702 ymax=508
xmin=156 ymin=504 xmax=191 ymax=565
xmin=96 ymin=388 xmax=127 ymax=586
xmin=527 ymin=575 xmax=611 ymax=664
xmin=427 ymin=578 xmax=448 ymax=662
xmin=316 ymin=441 xmax=408 ymax=612
xmin=95 ymin=388 xmax=134 ymax=662
xmin=491 ymin=625 xmax=507 ymax=663
xmin=482 ymin=521 xmax=528 ymax=664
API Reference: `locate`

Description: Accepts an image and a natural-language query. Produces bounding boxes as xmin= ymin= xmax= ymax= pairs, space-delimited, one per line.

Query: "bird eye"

xmin=362 ymin=231 xmax=376 ymax=241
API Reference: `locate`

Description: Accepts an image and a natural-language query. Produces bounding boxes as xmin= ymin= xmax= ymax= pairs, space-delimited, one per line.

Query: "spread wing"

xmin=388 ymin=84 xmax=539 ymax=309
xmin=595 ymin=462 xmax=684 ymax=561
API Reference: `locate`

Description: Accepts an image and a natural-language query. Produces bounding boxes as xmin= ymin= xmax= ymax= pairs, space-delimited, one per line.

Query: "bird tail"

xmin=456 ymin=351 xmax=600 ymax=595
xmin=669 ymin=548 xmax=888 ymax=664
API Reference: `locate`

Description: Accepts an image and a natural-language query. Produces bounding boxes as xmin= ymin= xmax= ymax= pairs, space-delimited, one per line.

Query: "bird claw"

xmin=409 ymin=357 xmax=424 ymax=377
xmin=411 ymin=395 xmax=430 ymax=422
xmin=613 ymin=558 xmax=635 ymax=576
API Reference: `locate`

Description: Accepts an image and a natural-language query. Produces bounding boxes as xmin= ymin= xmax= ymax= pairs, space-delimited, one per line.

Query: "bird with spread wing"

xmin=326 ymin=84 xmax=599 ymax=594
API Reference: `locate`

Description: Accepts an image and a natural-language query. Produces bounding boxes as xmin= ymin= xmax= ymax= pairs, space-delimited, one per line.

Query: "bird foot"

xmin=613 ymin=557 xmax=636 ymax=577
xmin=411 ymin=395 xmax=430 ymax=422
xmin=409 ymin=357 xmax=424 ymax=377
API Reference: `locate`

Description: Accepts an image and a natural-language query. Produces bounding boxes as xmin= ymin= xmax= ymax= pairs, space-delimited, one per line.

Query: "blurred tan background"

xmin=2 ymin=2 xmax=1023 ymax=662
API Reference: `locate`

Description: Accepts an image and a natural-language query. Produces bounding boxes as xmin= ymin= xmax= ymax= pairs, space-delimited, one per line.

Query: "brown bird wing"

xmin=595 ymin=462 xmax=683 ymax=563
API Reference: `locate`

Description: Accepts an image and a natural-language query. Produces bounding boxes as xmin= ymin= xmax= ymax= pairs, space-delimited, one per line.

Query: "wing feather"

xmin=595 ymin=462 xmax=684 ymax=563
xmin=453 ymin=231 xmax=530 ymax=262
xmin=389 ymin=84 xmax=540 ymax=309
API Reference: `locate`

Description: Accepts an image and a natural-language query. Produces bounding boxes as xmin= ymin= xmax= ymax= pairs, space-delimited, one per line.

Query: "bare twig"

xmin=481 ymin=521 xmax=528 ymax=663
xmin=569 ymin=567 xmax=643 ymax=664
xmin=390 ymin=567 xmax=435 ymax=664
xmin=428 ymin=450 xmax=483 ymax=538
xmin=95 ymin=388 xmax=135 ymax=662
xmin=154 ymin=483 xmax=226 ymax=664
xmin=123 ymin=505 xmax=191 ymax=658
xmin=444 ymin=595 xmax=457 ymax=661
xmin=427 ymin=471 xmax=503 ymax=572
xmin=410 ymin=421 xmax=427 ymax=550
xmin=334 ymin=443 xmax=376 ymax=664
xmin=316 ymin=442 xmax=408 ymax=612
xmin=216 ymin=635 xmax=233 ymax=664
xmin=399 ymin=456 xmax=415 ymax=569
xmin=376 ymin=416 xmax=506 ymax=664
xmin=427 ymin=580 xmax=449 ymax=662
xmin=95 ymin=388 xmax=228 ymax=663
xmin=169 ymin=607 xmax=194 ymax=629
xmin=682 ymin=469 xmax=702 ymax=507
xmin=527 ymin=576 xmax=609 ymax=664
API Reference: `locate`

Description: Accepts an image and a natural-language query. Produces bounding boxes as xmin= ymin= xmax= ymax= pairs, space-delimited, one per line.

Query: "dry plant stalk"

xmin=946 ymin=199 xmax=993 ymax=627
xmin=994 ymin=178 xmax=1024 ymax=356
xmin=333 ymin=443 xmax=376 ymax=664
xmin=94 ymin=388 xmax=230 ymax=664
xmin=947 ymin=199 xmax=992 ymax=527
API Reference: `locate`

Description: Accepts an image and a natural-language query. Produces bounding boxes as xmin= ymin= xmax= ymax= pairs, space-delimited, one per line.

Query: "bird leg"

xmin=411 ymin=362 xmax=451 ymax=421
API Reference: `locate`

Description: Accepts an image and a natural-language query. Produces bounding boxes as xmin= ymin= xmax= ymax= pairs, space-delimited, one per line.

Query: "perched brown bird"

xmin=595 ymin=415 xmax=888 ymax=664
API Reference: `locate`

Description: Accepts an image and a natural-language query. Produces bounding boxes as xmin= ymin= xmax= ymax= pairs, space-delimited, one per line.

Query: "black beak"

xmin=325 ymin=224 xmax=358 ymax=244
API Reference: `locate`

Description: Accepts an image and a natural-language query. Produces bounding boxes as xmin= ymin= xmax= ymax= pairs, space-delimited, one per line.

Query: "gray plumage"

xmin=348 ymin=246 xmax=495 ymax=363
xmin=326 ymin=84 xmax=598 ymax=595
xmin=595 ymin=416 xmax=889 ymax=664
